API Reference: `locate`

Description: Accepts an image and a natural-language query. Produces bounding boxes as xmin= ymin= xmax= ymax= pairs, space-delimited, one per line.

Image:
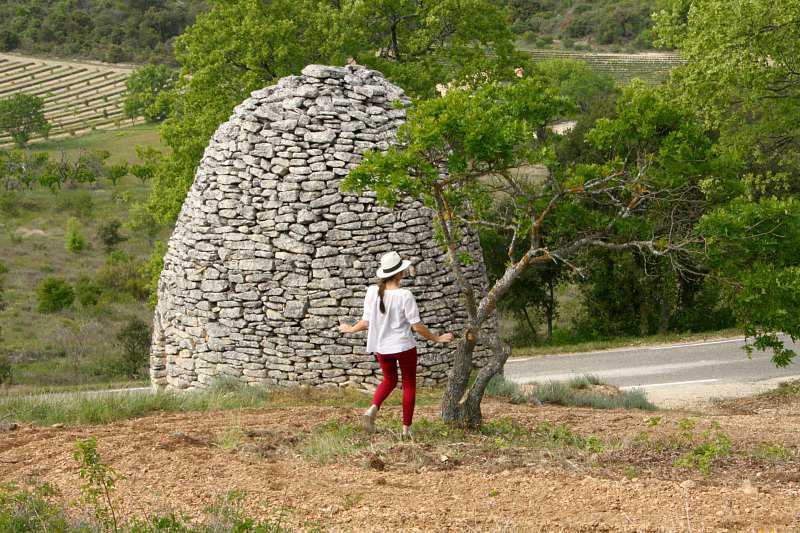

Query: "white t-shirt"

xmin=361 ymin=285 xmax=421 ymax=354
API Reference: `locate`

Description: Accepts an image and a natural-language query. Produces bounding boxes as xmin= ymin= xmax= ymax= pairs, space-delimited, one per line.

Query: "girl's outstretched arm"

xmin=411 ymin=322 xmax=453 ymax=343
xmin=339 ymin=319 xmax=368 ymax=333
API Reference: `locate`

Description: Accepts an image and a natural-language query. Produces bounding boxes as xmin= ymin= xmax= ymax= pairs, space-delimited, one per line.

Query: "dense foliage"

xmin=124 ymin=64 xmax=177 ymax=122
xmin=148 ymin=0 xmax=521 ymax=223
xmin=0 ymin=94 xmax=51 ymax=148
xmin=507 ymin=0 xmax=659 ymax=50
xmin=654 ymin=0 xmax=800 ymax=365
xmin=344 ymin=68 xmax=714 ymax=423
xmin=0 ymin=0 xmax=207 ymax=63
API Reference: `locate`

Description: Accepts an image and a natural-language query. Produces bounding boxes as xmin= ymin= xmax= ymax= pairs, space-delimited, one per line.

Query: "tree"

xmin=124 ymin=64 xmax=177 ymax=122
xmin=345 ymin=78 xmax=714 ymax=426
xmin=0 ymin=93 xmax=51 ymax=148
xmin=148 ymin=0 xmax=520 ymax=223
xmin=654 ymin=0 xmax=800 ymax=365
xmin=65 ymin=217 xmax=87 ymax=254
xmin=115 ymin=317 xmax=152 ymax=378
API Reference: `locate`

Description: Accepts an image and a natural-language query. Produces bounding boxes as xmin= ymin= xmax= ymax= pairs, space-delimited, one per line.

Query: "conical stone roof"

xmin=150 ymin=64 xmax=494 ymax=390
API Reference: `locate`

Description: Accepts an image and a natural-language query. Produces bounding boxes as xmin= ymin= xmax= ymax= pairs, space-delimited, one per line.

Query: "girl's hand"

xmin=339 ymin=323 xmax=352 ymax=334
xmin=437 ymin=332 xmax=454 ymax=343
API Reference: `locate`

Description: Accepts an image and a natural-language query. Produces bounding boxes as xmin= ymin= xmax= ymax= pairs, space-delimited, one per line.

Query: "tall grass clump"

xmin=0 ymin=378 xmax=272 ymax=427
xmin=300 ymin=421 xmax=364 ymax=465
xmin=533 ymin=380 xmax=656 ymax=411
xmin=484 ymin=374 xmax=528 ymax=404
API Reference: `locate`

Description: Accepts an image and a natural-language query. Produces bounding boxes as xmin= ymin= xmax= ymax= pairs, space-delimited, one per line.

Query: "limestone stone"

xmin=150 ymin=64 xmax=496 ymax=391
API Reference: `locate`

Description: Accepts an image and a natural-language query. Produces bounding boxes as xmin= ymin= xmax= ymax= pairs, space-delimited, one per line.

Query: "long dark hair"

xmin=378 ymin=272 xmax=402 ymax=314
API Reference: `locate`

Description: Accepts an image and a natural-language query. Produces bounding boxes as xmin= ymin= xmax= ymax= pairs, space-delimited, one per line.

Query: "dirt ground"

xmin=1 ymin=392 xmax=799 ymax=532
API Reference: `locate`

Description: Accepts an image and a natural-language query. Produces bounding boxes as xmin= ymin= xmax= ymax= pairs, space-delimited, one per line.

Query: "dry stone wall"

xmin=150 ymin=64 xmax=496 ymax=390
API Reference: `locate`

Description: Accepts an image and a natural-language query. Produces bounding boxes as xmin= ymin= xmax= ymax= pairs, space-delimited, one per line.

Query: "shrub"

xmin=0 ymin=356 xmax=11 ymax=385
xmin=36 ymin=277 xmax=74 ymax=313
xmin=57 ymin=190 xmax=95 ymax=219
xmin=75 ymin=277 xmax=102 ymax=307
xmin=485 ymin=374 xmax=528 ymax=404
xmin=125 ymin=203 xmax=161 ymax=245
xmin=144 ymin=241 xmax=166 ymax=305
xmin=0 ymin=483 xmax=76 ymax=532
xmin=96 ymin=251 xmax=148 ymax=300
xmin=0 ymin=191 xmax=18 ymax=216
xmin=107 ymin=163 xmax=129 ymax=186
xmin=115 ymin=318 xmax=152 ymax=378
xmin=97 ymin=220 xmax=126 ymax=252
xmin=65 ymin=217 xmax=86 ymax=253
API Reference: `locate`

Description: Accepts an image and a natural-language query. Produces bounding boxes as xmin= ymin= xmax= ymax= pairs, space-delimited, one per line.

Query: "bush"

xmin=65 ymin=217 xmax=86 ymax=253
xmin=0 ymin=356 xmax=11 ymax=385
xmin=0 ymin=191 xmax=18 ymax=216
xmin=115 ymin=318 xmax=152 ymax=378
xmin=0 ymin=30 xmax=19 ymax=52
xmin=97 ymin=220 xmax=126 ymax=252
xmin=58 ymin=190 xmax=95 ymax=219
xmin=36 ymin=277 xmax=74 ymax=313
xmin=75 ymin=277 xmax=102 ymax=307
xmin=107 ymin=163 xmax=129 ymax=186
xmin=96 ymin=251 xmax=149 ymax=300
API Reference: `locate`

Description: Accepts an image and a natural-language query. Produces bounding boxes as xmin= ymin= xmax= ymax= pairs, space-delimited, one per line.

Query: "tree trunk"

xmin=546 ymin=278 xmax=554 ymax=341
xmin=521 ymin=307 xmax=539 ymax=343
xmin=659 ymin=294 xmax=670 ymax=335
xmin=441 ymin=333 xmax=509 ymax=428
xmin=638 ymin=300 xmax=649 ymax=337
xmin=441 ymin=333 xmax=478 ymax=425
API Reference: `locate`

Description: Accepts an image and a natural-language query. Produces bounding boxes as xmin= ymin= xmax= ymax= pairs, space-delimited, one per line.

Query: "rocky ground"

xmin=1 ymin=389 xmax=798 ymax=532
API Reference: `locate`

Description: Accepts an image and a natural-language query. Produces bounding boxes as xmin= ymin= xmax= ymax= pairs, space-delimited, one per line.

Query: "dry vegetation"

xmin=1 ymin=383 xmax=798 ymax=531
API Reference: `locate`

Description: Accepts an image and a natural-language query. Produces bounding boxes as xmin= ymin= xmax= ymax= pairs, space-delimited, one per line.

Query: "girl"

xmin=339 ymin=250 xmax=453 ymax=439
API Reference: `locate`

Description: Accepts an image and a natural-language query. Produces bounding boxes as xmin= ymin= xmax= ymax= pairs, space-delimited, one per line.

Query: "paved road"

xmin=505 ymin=336 xmax=800 ymax=407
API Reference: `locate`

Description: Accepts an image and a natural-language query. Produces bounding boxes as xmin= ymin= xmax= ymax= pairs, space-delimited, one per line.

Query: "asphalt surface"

xmin=505 ymin=336 xmax=800 ymax=407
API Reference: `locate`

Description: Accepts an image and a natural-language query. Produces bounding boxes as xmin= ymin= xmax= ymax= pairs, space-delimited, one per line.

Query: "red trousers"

xmin=372 ymin=347 xmax=417 ymax=426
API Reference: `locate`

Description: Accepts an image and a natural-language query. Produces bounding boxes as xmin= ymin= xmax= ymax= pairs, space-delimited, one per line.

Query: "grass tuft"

xmin=300 ymin=421 xmax=364 ymax=465
xmin=487 ymin=373 xmax=656 ymax=411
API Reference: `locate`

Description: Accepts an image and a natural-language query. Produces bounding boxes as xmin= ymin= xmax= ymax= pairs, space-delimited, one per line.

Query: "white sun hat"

xmin=376 ymin=250 xmax=412 ymax=279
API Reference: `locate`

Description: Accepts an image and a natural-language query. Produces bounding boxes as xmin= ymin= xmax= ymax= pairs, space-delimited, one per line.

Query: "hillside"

xmin=0 ymin=53 xmax=138 ymax=146
xmin=508 ymin=0 xmax=659 ymax=51
xmin=0 ymin=0 xmax=207 ymax=64
xmin=522 ymin=48 xmax=685 ymax=84
xmin=0 ymin=125 xmax=167 ymax=388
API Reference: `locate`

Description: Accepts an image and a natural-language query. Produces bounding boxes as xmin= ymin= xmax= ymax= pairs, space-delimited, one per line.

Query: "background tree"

xmin=345 ymin=78 xmax=713 ymax=426
xmin=124 ymin=64 xmax=178 ymax=122
xmin=0 ymin=93 xmax=51 ymax=148
xmin=654 ymin=0 xmax=800 ymax=365
xmin=147 ymin=0 xmax=519 ymax=223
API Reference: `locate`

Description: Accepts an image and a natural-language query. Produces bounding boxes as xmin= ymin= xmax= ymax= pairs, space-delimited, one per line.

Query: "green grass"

xmin=300 ymin=421 xmax=365 ymax=464
xmin=0 ymin=380 xmax=147 ymax=398
xmin=29 ymin=123 xmax=164 ymax=165
xmin=1 ymin=123 xmax=169 ymax=388
xmin=0 ymin=482 xmax=290 ymax=533
xmin=0 ymin=377 xmax=441 ymax=427
xmin=511 ymin=328 xmax=741 ymax=358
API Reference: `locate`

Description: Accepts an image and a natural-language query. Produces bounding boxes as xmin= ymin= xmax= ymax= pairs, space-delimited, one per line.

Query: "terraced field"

xmin=0 ymin=53 xmax=140 ymax=146
xmin=522 ymin=48 xmax=686 ymax=85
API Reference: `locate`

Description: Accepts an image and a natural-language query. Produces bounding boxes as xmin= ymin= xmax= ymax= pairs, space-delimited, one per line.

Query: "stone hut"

xmin=150 ymin=64 xmax=495 ymax=390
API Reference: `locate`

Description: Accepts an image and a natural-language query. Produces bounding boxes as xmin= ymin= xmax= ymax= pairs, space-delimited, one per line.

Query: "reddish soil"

xmin=1 ymin=394 xmax=799 ymax=532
